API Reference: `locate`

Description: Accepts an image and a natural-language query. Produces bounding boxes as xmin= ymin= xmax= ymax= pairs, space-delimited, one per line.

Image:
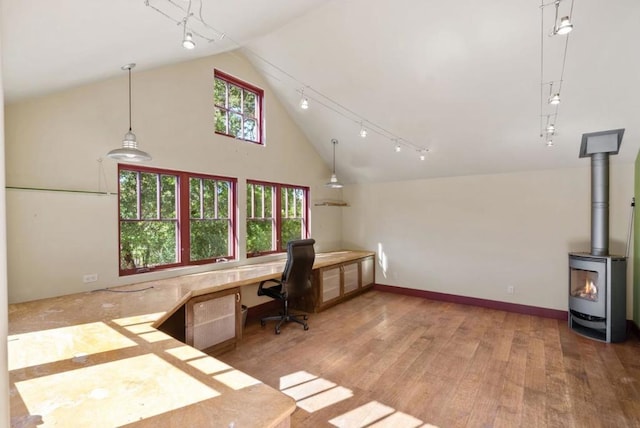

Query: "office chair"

xmin=257 ymin=238 xmax=315 ymax=334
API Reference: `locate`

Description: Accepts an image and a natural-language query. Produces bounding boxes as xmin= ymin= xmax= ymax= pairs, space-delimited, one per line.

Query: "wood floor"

xmin=220 ymin=290 xmax=640 ymax=428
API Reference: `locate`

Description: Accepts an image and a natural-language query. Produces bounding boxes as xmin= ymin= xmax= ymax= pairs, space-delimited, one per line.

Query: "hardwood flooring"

xmin=220 ymin=290 xmax=640 ymax=428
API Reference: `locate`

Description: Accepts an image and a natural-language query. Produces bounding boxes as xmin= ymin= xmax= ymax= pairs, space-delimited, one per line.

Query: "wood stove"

xmin=568 ymin=253 xmax=626 ymax=342
xmin=569 ymin=129 xmax=627 ymax=343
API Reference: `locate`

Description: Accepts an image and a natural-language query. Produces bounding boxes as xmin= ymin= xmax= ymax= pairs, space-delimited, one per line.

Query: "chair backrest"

xmin=281 ymin=238 xmax=316 ymax=298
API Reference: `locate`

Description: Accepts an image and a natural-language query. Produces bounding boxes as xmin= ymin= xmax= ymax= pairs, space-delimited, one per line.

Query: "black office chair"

xmin=257 ymin=238 xmax=315 ymax=334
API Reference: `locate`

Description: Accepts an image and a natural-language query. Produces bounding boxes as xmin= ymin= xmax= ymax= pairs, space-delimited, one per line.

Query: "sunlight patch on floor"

xmin=213 ymin=369 xmax=262 ymax=390
xmin=281 ymin=378 xmax=337 ymax=401
xmin=279 ymin=370 xmax=318 ymax=390
xmin=296 ymin=386 xmax=354 ymax=413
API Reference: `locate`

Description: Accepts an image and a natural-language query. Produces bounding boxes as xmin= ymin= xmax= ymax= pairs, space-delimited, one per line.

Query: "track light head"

xmin=182 ymin=32 xmax=195 ymax=49
xmin=555 ymin=16 xmax=573 ymax=35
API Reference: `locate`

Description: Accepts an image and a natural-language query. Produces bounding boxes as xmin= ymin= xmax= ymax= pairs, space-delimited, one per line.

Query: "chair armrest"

xmin=258 ymin=278 xmax=282 ymax=296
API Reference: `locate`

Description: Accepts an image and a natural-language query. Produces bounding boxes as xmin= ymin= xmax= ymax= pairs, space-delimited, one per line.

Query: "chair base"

xmin=260 ymin=312 xmax=309 ymax=335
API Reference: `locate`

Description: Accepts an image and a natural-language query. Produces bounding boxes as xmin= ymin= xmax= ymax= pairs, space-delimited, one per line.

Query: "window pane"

xmin=120 ymin=170 xmax=138 ymax=220
xmin=281 ymin=219 xmax=303 ymax=251
xmin=215 ymin=108 xmax=228 ymax=134
xmin=203 ymin=179 xmax=216 ymax=219
xmin=243 ymin=91 xmax=256 ymax=116
xmin=217 ymin=181 xmax=229 ymax=219
xmin=244 ymin=119 xmax=257 ymax=142
xmin=247 ymin=220 xmax=273 ymax=253
xmin=254 ymin=185 xmax=264 ymax=217
xmin=190 ymin=220 xmax=229 ymax=261
xmin=214 ymin=79 xmax=227 ymax=107
xmin=160 ymin=175 xmax=176 ymax=219
xmin=229 ymin=85 xmax=241 ymax=112
xmin=120 ymin=221 xmax=177 ymax=270
xmin=140 ymin=173 xmax=158 ymax=220
xmin=190 ymin=177 xmax=201 ymax=219
xmin=264 ymin=186 xmax=273 ymax=217
xmin=229 ymin=113 xmax=242 ymax=138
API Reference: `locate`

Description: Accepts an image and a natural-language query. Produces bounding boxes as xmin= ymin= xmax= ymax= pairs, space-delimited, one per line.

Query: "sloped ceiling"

xmin=3 ymin=0 xmax=640 ymax=183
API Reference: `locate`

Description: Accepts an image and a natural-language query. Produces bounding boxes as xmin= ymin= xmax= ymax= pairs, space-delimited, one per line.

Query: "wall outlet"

xmin=507 ymin=286 xmax=515 ymax=294
xmin=83 ymin=273 xmax=98 ymax=283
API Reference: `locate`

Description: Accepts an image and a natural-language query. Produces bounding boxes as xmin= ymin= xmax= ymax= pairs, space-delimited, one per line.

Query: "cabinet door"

xmin=343 ymin=263 xmax=359 ymax=294
xmin=361 ymin=256 xmax=374 ymax=288
xmin=321 ymin=266 xmax=341 ymax=303
xmin=186 ymin=288 xmax=240 ymax=353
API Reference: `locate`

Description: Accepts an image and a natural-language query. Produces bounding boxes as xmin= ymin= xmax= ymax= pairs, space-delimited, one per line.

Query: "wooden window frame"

xmin=214 ymin=69 xmax=264 ymax=145
xmin=118 ymin=164 xmax=237 ymax=276
xmin=246 ymin=179 xmax=310 ymax=258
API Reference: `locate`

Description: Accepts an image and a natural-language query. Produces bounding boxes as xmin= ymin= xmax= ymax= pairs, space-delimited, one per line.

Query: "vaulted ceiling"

xmin=3 ymin=0 xmax=639 ymax=183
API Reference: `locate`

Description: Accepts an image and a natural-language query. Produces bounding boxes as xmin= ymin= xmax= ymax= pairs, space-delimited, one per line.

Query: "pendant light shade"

xmin=326 ymin=139 xmax=343 ymax=189
xmin=107 ymin=63 xmax=152 ymax=162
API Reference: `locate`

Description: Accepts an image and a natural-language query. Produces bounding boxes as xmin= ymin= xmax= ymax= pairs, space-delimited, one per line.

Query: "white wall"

xmin=5 ymin=51 xmax=342 ymax=303
xmin=1 ymin=27 xmax=10 ymax=428
xmin=342 ymin=164 xmax=635 ymax=317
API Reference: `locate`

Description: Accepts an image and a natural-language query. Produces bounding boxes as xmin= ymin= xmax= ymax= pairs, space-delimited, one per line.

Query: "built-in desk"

xmin=8 ymin=250 xmax=373 ymax=427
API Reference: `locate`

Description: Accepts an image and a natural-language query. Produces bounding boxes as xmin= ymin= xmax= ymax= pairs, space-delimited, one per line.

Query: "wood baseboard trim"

xmin=373 ymin=284 xmax=568 ymax=320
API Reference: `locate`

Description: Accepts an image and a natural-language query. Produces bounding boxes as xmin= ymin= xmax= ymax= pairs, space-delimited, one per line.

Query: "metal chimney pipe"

xmin=579 ymin=129 xmax=624 ymax=257
xmin=591 ymin=152 xmax=609 ymax=256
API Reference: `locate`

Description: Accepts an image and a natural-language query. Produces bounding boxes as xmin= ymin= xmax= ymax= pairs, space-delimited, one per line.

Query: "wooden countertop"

xmin=8 ymin=250 xmax=374 ymax=427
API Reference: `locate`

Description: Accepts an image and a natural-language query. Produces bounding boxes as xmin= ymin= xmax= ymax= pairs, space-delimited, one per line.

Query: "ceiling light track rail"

xmin=539 ymin=0 xmax=575 ymax=147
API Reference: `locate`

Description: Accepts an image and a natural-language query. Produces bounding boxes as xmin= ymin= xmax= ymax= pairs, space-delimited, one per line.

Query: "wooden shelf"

xmin=314 ymin=200 xmax=349 ymax=207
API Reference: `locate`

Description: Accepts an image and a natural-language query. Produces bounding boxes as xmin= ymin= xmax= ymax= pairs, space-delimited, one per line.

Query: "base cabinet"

xmin=293 ymin=255 xmax=375 ymax=313
xmin=159 ymin=287 xmax=242 ymax=356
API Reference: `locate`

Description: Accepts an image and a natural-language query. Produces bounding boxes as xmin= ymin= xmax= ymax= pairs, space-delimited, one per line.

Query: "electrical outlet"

xmin=83 ymin=273 xmax=98 ymax=283
xmin=507 ymin=286 xmax=515 ymax=294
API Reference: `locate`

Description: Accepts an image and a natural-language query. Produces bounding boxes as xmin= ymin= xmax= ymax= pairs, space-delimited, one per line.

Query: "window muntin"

xmin=246 ymin=180 xmax=309 ymax=257
xmin=214 ymin=69 xmax=263 ymax=144
xmin=118 ymin=165 xmax=236 ymax=275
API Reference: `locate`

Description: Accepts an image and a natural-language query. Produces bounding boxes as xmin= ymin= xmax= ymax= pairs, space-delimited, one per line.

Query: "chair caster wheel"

xmin=260 ymin=320 xmax=265 ymax=327
xmin=275 ymin=329 xmax=281 ymax=335
xmin=303 ymin=325 xmax=309 ymax=331
xmin=303 ymin=315 xmax=308 ymax=320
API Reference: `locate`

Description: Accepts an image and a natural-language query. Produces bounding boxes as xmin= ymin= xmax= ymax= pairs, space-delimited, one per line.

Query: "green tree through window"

xmin=246 ymin=180 xmax=309 ymax=257
xmin=214 ymin=69 xmax=263 ymax=144
xmin=119 ymin=165 xmax=236 ymax=275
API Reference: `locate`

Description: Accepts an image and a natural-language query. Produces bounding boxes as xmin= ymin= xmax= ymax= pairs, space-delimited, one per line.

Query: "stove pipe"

xmin=579 ymin=129 xmax=624 ymax=256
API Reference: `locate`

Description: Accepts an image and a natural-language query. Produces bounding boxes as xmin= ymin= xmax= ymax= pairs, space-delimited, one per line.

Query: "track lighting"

xmin=418 ymin=149 xmax=428 ymax=161
xmin=546 ymin=139 xmax=554 ymax=147
xmin=326 ymin=139 xmax=343 ymax=189
xmin=107 ymin=64 xmax=152 ymax=162
xmin=395 ymin=143 xmax=402 ymax=153
xmin=359 ymin=124 xmax=367 ymax=138
xmin=299 ymin=89 xmax=309 ymax=110
xmin=546 ymin=124 xmax=556 ymax=134
xmin=182 ymin=32 xmax=195 ymax=49
xmin=555 ymin=16 xmax=573 ymax=35
xmin=548 ymin=93 xmax=561 ymax=105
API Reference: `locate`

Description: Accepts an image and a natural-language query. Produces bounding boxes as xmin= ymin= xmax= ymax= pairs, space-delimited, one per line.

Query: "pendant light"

xmin=326 ymin=139 xmax=343 ymax=189
xmin=107 ymin=63 xmax=152 ymax=162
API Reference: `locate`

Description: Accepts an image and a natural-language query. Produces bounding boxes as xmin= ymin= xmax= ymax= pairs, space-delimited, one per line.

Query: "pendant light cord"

xmin=332 ymin=139 xmax=337 ymax=174
xmin=128 ymin=67 xmax=132 ymax=132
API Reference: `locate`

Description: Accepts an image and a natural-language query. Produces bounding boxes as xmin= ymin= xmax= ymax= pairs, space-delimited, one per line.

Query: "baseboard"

xmin=373 ymin=283 xmax=568 ymax=320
